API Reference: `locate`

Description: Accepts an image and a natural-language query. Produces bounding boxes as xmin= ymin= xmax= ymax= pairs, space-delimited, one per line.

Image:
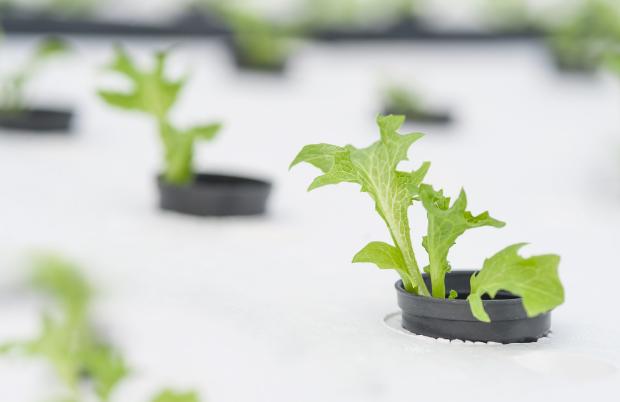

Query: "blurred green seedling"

xmin=382 ymin=84 xmax=425 ymax=116
xmin=98 ymin=46 xmax=221 ymax=185
xmin=548 ymin=0 xmax=620 ymax=72
xmin=0 ymin=254 xmax=202 ymax=402
xmin=203 ymin=0 xmax=296 ymax=71
xmin=0 ymin=36 xmax=71 ymax=111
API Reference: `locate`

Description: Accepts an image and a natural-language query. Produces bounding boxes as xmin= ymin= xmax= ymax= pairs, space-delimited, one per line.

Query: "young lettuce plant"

xmin=0 ymin=36 xmax=70 ymax=112
xmin=206 ymin=0 xmax=295 ymax=71
xmin=0 ymin=255 xmax=202 ymax=402
xmin=382 ymin=85 xmax=424 ymax=116
xmin=290 ymin=115 xmax=564 ymax=321
xmin=301 ymin=0 xmax=416 ymax=30
xmin=548 ymin=0 xmax=620 ymax=71
xmin=98 ymin=46 xmax=221 ymax=185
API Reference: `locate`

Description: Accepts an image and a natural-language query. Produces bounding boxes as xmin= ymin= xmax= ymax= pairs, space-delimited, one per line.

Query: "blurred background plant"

xmin=98 ymin=46 xmax=221 ymax=184
xmin=299 ymin=0 xmax=419 ymax=31
xmin=0 ymin=254 xmax=202 ymax=402
xmin=547 ymin=0 xmax=620 ymax=72
xmin=0 ymin=0 xmax=101 ymax=17
xmin=204 ymin=0 xmax=298 ymax=72
xmin=382 ymin=84 xmax=425 ymax=117
xmin=0 ymin=36 xmax=70 ymax=113
xmin=478 ymin=0 xmax=540 ymax=33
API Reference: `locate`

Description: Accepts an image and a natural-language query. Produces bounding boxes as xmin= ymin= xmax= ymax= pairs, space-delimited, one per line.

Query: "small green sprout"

xmin=0 ymin=36 xmax=70 ymax=112
xmin=204 ymin=0 xmax=295 ymax=71
xmin=98 ymin=46 xmax=221 ymax=185
xmin=301 ymin=0 xmax=417 ymax=30
xmin=291 ymin=115 xmax=564 ymax=321
xmin=548 ymin=0 xmax=620 ymax=72
xmin=382 ymin=85 xmax=424 ymax=116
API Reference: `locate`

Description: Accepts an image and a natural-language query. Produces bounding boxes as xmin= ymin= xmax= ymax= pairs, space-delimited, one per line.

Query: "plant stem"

xmin=430 ymin=267 xmax=446 ymax=298
xmin=388 ymin=227 xmax=430 ymax=297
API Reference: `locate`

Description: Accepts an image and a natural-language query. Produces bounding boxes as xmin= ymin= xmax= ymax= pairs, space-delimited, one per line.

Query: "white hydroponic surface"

xmin=0 ymin=36 xmax=619 ymax=401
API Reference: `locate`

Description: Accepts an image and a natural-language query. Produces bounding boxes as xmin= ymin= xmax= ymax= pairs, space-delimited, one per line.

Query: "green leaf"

xmin=97 ymin=91 xmax=142 ymax=111
xmin=467 ymin=244 xmax=565 ymax=322
xmin=98 ymin=46 xmax=185 ymax=120
xmin=25 ymin=314 xmax=88 ymax=391
xmin=151 ymin=390 xmax=201 ymax=402
xmin=353 ymin=241 xmax=406 ymax=271
xmin=291 ymin=115 xmax=431 ymax=295
xmin=14 ymin=256 xmax=128 ymax=399
xmin=83 ymin=345 xmax=129 ymax=401
xmin=98 ymin=47 xmax=222 ymax=185
xmin=448 ymin=290 xmax=458 ymax=300
xmin=30 ymin=254 xmax=91 ymax=319
xmin=34 ymin=37 xmax=71 ymax=60
xmin=289 ymin=143 xmax=345 ymax=172
xmin=184 ymin=123 xmax=222 ymax=141
xmin=420 ymin=185 xmax=505 ymax=298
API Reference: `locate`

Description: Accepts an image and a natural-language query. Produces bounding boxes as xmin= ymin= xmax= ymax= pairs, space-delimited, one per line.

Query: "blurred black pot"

xmin=157 ymin=173 xmax=272 ymax=217
xmin=0 ymin=108 xmax=73 ymax=132
xmin=383 ymin=108 xmax=452 ymax=125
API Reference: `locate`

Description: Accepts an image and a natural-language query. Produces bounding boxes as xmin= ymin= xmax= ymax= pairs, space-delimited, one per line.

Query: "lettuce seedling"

xmin=0 ymin=36 xmax=70 ymax=112
xmin=98 ymin=46 xmax=221 ymax=185
xmin=206 ymin=0 xmax=294 ymax=71
xmin=382 ymin=85 xmax=425 ymax=116
xmin=479 ymin=0 xmax=538 ymax=33
xmin=291 ymin=115 xmax=564 ymax=321
xmin=301 ymin=0 xmax=416 ymax=30
xmin=0 ymin=255 xmax=202 ymax=402
xmin=548 ymin=0 xmax=620 ymax=71
xmin=1 ymin=255 xmax=129 ymax=402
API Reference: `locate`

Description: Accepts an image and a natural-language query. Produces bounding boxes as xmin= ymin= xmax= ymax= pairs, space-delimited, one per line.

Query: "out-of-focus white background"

xmin=1 ymin=0 xmax=620 ymax=401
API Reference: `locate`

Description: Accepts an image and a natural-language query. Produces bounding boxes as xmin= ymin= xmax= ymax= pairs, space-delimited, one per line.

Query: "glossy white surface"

xmin=0 ymin=36 xmax=619 ymax=401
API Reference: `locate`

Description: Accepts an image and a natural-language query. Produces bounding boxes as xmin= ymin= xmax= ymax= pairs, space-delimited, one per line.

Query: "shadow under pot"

xmin=383 ymin=108 xmax=452 ymax=125
xmin=0 ymin=108 xmax=73 ymax=132
xmin=396 ymin=270 xmax=551 ymax=343
xmin=157 ymin=173 xmax=272 ymax=217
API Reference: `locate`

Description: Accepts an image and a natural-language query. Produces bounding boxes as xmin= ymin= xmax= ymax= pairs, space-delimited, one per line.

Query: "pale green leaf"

xmin=467 ymin=243 xmax=564 ymax=322
xmin=185 ymin=123 xmax=222 ymax=141
xmin=448 ymin=290 xmax=458 ymax=300
xmin=353 ymin=241 xmax=406 ymax=271
xmin=98 ymin=46 xmax=185 ymax=119
xmin=30 ymin=254 xmax=91 ymax=318
xmin=307 ymin=146 xmax=358 ymax=191
xmin=151 ymin=390 xmax=201 ymax=402
xmin=97 ymin=91 xmax=142 ymax=112
xmin=420 ymin=184 xmax=505 ymax=298
xmin=289 ymin=143 xmax=345 ymax=172
xmin=291 ymin=115 xmax=430 ymax=295
xmin=83 ymin=345 xmax=130 ymax=401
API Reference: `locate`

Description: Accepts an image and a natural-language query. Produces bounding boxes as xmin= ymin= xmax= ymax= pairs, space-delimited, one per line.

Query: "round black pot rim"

xmin=157 ymin=172 xmax=272 ymax=189
xmin=395 ymin=275 xmax=524 ymax=308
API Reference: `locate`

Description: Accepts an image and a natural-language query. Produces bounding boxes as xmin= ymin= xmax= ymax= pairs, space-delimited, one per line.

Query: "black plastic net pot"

xmin=395 ymin=270 xmax=552 ymax=343
xmin=157 ymin=173 xmax=272 ymax=217
xmin=0 ymin=108 xmax=73 ymax=132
